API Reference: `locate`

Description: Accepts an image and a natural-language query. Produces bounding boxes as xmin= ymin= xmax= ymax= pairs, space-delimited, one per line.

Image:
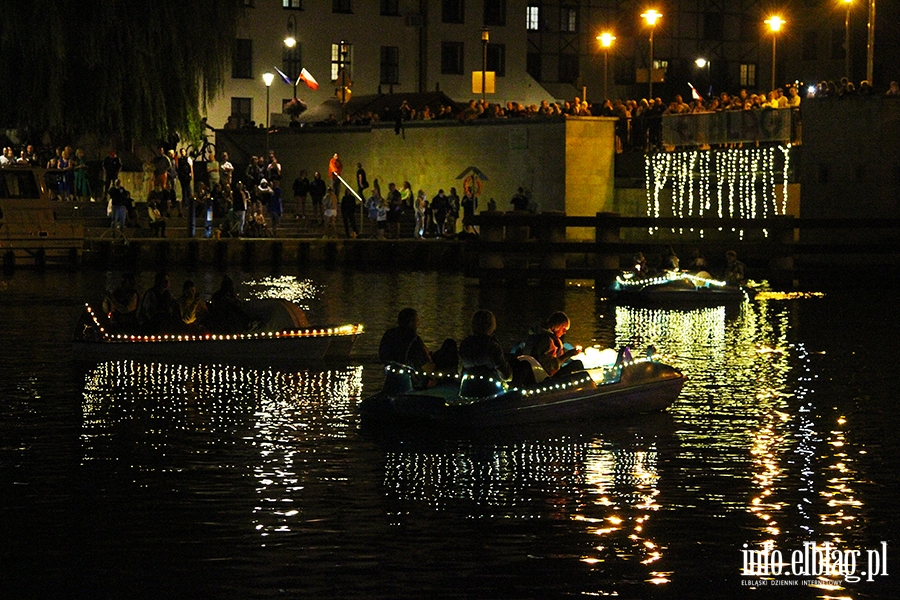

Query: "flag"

xmin=688 ymin=82 xmax=702 ymax=101
xmin=297 ymin=68 xmax=319 ymax=91
xmin=274 ymin=66 xmax=292 ymax=86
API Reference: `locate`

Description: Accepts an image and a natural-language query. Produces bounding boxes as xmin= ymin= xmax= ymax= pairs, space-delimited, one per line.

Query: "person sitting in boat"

xmin=378 ymin=307 xmax=433 ymax=371
xmin=102 ymin=272 xmax=140 ymax=333
xmin=723 ymin=250 xmax=747 ymax=286
xmin=518 ymin=312 xmax=584 ymax=378
xmin=458 ymin=309 xmax=512 ymax=382
xmin=138 ymin=271 xmax=178 ymax=334
xmin=662 ymin=245 xmax=680 ymax=271
xmin=685 ymin=248 xmax=709 ymax=274
xmin=632 ymin=252 xmax=652 ymax=279
xmin=177 ymin=280 xmax=209 ymax=334
xmin=207 ymin=275 xmax=252 ymax=334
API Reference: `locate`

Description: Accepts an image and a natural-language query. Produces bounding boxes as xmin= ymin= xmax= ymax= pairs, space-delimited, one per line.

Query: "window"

xmin=740 ymin=63 xmax=757 ymax=88
xmin=381 ymin=0 xmax=399 ymax=16
xmin=526 ymin=52 xmax=542 ymax=80
xmin=282 ymin=44 xmax=302 ymax=84
xmin=380 ymin=46 xmax=400 ymax=84
xmin=331 ymin=42 xmax=353 ymax=81
xmin=560 ymin=7 xmax=576 ymax=33
xmin=703 ymin=12 xmax=723 ymax=41
xmin=526 ymin=6 xmax=539 ymax=30
xmin=282 ymin=0 xmax=301 ymax=8
xmin=443 ymin=0 xmax=464 ymax=23
xmin=830 ymin=28 xmax=845 ymax=60
xmin=803 ymin=31 xmax=818 ymax=61
xmin=441 ymin=41 xmax=464 ymax=74
xmin=231 ymin=97 xmax=252 ymax=128
xmin=484 ymin=0 xmax=506 ymax=26
xmin=232 ymin=39 xmax=252 ymax=79
xmin=486 ymin=43 xmax=505 ymax=76
xmin=332 ymin=0 xmax=351 ymax=13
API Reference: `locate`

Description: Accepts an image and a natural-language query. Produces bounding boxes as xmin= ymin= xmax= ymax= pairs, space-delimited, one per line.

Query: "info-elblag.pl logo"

xmin=741 ymin=541 xmax=889 ymax=584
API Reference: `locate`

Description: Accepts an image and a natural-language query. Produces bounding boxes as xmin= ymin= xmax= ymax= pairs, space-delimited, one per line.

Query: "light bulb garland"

xmin=82 ymin=303 xmax=363 ymax=343
xmin=645 ymin=145 xmax=790 ymax=239
xmin=383 ymin=355 xmax=659 ymax=398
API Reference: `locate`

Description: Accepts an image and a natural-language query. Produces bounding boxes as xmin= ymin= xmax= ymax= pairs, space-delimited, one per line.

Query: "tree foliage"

xmin=0 ymin=0 xmax=243 ymax=145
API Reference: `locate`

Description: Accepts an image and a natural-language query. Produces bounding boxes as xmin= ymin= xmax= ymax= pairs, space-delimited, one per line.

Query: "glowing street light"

xmin=263 ymin=72 xmax=274 ymax=153
xmin=696 ymin=57 xmax=711 ymax=96
xmin=765 ymin=15 xmax=785 ymax=90
xmin=284 ymin=13 xmax=297 ymax=48
xmin=641 ymin=9 xmax=662 ymax=99
xmin=597 ymin=32 xmax=616 ymax=101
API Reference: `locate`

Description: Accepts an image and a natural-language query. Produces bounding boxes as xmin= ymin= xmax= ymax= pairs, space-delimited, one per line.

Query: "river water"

xmin=0 ymin=267 xmax=897 ymax=599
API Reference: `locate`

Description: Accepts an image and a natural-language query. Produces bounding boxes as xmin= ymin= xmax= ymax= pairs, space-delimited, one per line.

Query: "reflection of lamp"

xmin=284 ymin=14 xmax=297 ymax=48
xmin=597 ymin=32 xmax=615 ymax=101
xmin=843 ymin=0 xmax=853 ymax=80
xmin=765 ymin=16 xmax=785 ymax=90
xmin=641 ymin=9 xmax=662 ymax=99
xmin=481 ymin=27 xmax=490 ymax=102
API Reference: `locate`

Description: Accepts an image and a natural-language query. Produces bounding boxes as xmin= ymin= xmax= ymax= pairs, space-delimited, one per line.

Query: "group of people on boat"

xmin=378 ymin=307 xmax=586 ymax=389
xmin=99 ymin=272 xmax=253 ymax=336
xmin=631 ymin=246 xmax=747 ymax=286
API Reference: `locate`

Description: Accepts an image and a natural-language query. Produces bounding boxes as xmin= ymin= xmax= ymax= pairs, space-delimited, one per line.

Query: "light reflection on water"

xmin=1 ymin=270 xmax=896 ymax=598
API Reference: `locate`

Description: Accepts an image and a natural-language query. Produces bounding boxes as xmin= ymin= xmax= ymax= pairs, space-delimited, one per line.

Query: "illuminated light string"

xmin=84 ymin=303 xmax=363 ymax=342
xmin=616 ymin=271 xmax=729 ymax=289
xmin=645 ymin=145 xmax=790 ymax=239
xmin=385 ymin=356 xmax=660 ymax=397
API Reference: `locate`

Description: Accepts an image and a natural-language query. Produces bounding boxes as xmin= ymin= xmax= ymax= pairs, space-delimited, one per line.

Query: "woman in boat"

xmin=102 ymin=272 xmax=140 ymax=333
xmin=177 ymin=280 xmax=209 ymax=333
xmin=208 ymin=275 xmax=252 ymax=334
xmin=138 ymin=271 xmax=178 ymax=333
xmin=458 ymin=310 xmax=512 ymax=382
xmin=518 ymin=312 xmax=584 ymax=377
xmin=378 ymin=308 xmax=432 ymax=370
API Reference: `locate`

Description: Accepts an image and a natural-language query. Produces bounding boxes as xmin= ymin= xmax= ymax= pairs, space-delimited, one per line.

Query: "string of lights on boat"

xmin=644 ymin=145 xmax=791 ymax=238
xmin=615 ymin=271 xmax=729 ymax=289
xmin=384 ymin=352 xmax=660 ymax=397
xmin=83 ymin=303 xmax=363 ymax=342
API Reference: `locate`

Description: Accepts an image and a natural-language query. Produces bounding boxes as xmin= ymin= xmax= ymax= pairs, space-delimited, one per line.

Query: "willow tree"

xmin=0 ymin=0 xmax=242 ymax=146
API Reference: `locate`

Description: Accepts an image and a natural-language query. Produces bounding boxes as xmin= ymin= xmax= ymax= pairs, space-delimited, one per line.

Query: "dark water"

xmin=1 ymin=268 xmax=898 ymax=599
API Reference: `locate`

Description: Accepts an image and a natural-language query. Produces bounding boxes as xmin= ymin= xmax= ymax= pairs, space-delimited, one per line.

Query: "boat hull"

xmin=359 ymin=360 xmax=685 ymax=428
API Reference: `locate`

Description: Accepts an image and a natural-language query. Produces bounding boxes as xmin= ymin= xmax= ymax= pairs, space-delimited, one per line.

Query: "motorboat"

xmin=607 ymin=270 xmax=751 ymax=306
xmin=358 ymin=347 xmax=685 ymax=428
xmin=73 ymin=299 xmax=363 ymax=362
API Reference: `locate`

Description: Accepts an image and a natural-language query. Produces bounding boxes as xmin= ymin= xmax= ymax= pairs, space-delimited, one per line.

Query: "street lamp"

xmin=597 ymin=32 xmax=615 ymax=101
xmin=641 ymin=9 xmax=662 ymax=100
xmin=695 ymin=57 xmax=710 ymax=95
xmin=284 ymin=14 xmax=297 ymax=48
xmin=339 ymin=40 xmax=349 ymax=119
xmin=765 ymin=15 xmax=785 ymax=91
xmin=843 ymin=0 xmax=853 ymax=80
xmin=481 ymin=27 xmax=490 ymax=102
xmin=263 ymin=72 xmax=274 ymax=153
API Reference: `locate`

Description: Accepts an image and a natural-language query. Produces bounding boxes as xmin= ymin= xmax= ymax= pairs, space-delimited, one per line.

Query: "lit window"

xmin=526 ymin=6 xmax=539 ymax=30
xmin=561 ymin=7 xmax=576 ymax=33
xmin=331 ymin=42 xmax=353 ymax=81
xmin=740 ymin=63 xmax=757 ymax=88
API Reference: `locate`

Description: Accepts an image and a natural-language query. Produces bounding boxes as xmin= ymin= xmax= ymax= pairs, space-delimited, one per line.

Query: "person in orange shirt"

xmin=328 ymin=152 xmax=343 ymax=197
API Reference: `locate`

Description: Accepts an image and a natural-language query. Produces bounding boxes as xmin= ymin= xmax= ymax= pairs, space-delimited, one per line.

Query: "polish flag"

xmin=688 ymin=82 xmax=702 ymax=101
xmin=297 ymin=68 xmax=319 ymax=91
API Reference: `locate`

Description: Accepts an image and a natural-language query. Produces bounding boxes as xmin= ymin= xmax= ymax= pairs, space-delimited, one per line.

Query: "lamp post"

xmin=598 ymin=32 xmax=615 ymax=101
xmin=339 ymin=40 xmax=349 ymax=119
xmin=481 ymin=27 xmax=489 ymax=102
xmin=866 ymin=0 xmax=875 ymax=84
xmin=641 ymin=10 xmax=662 ymax=100
xmin=263 ymin=72 xmax=274 ymax=153
xmin=844 ymin=0 xmax=853 ymax=80
xmin=695 ymin=57 xmax=710 ymax=95
xmin=284 ymin=14 xmax=297 ymax=49
xmin=765 ymin=16 xmax=785 ymax=91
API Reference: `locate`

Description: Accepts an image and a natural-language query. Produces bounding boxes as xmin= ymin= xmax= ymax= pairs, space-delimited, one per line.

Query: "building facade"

xmin=206 ymin=0 xmax=553 ymax=129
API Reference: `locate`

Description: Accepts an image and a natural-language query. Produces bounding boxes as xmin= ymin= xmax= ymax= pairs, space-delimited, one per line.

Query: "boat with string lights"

xmin=358 ymin=347 xmax=685 ymax=428
xmin=606 ymin=270 xmax=751 ymax=306
xmin=73 ymin=301 xmax=363 ymax=362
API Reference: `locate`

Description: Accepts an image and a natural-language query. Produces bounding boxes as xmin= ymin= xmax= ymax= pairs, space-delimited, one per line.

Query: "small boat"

xmin=358 ymin=348 xmax=685 ymax=428
xmin=73 ymin=301 xmax=363 ymax=362
xmin=607 ymin=270 xmax=751 ymax=306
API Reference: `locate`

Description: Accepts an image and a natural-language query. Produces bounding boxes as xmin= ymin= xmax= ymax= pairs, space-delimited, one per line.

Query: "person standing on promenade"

xmin=328 ymin=153 xmax=343 ymax=197
xmin=292 ymin=170 xmax=310 ymax=219
xmin=309 ymin=171 xmax=326 ymax=225
xmin=102 ymin=149 xmax=121 ymax=202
